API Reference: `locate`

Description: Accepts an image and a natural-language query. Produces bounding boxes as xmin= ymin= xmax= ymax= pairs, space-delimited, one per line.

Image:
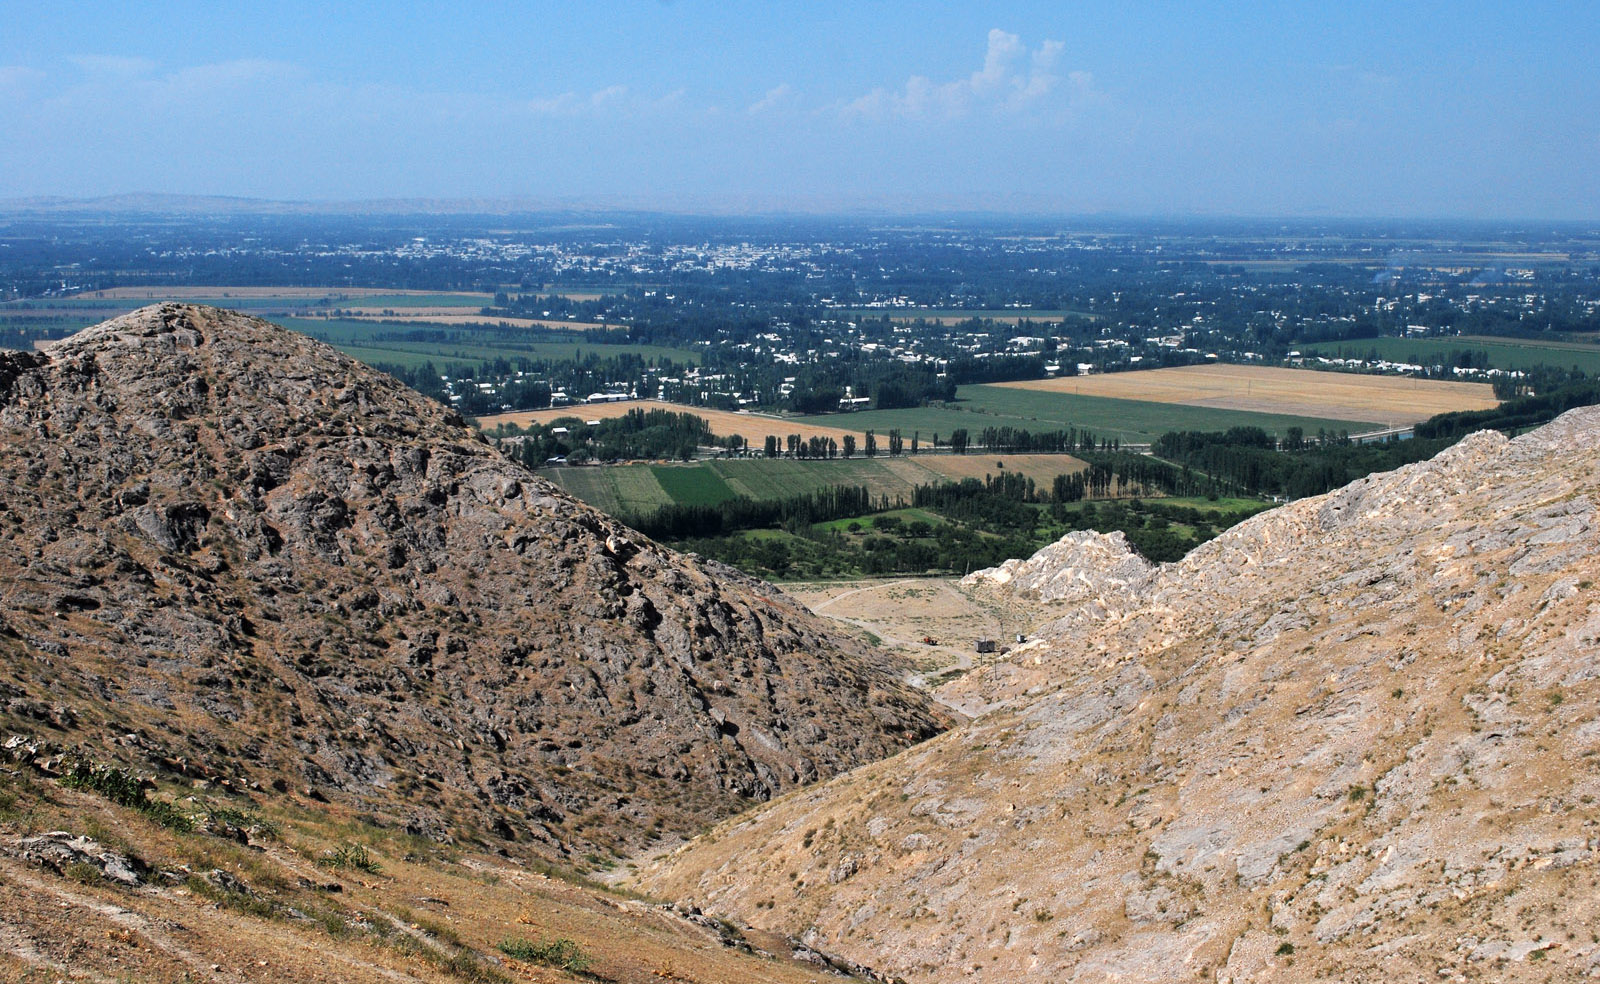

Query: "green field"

xmin=325 ymin=344 xmax=480 ymax=372
xmin=711 ymin=458 xmax=930 ymax=503
xmin=813 ymin=507 xmax=947 ymax=534
xmin=537 ymin=453 xmax=1089 ymax=516
xmin=794 ymin=384 xmax=1382 ymax=445
xmin=650 ymin=465 xmax=737 ymax=506
xmin=1300 ymin=335 xmax=1600 ymax=376
xmin=540 ymin=466 xmax=675 ymax=514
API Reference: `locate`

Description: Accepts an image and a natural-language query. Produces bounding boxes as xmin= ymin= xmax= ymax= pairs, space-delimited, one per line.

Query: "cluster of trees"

xmin=762 ymin=434 xmax=842 ymax=459
xmin=1150 ymin=431 xmax=1453 ymax=500
xmin=620 ymin=485 xmax=876 ymax=540
xmin=754 ymin=428 xmax=926 ymax=459
xmin=369 ymin=344 xmax=691 ymax=417
xmin=500 ymin=408 xmax=739 ymax=465
xmin=912 ymin=476 xmax=1039 ymax=533
xmin=944 ymin=354 xmax=1061 ymax=385
xmin=1416 ymin=378 xmax=1600 ymax=440
xmin=953 ymin=425 xmax=1121 ymax=454
xmin=1145 ymin=379 xmax=1600 ymax=502
xmin=782 ymin=363 xmax=955 ymax=413
xmin=676 ymin=521 xmax=1040 ymax=579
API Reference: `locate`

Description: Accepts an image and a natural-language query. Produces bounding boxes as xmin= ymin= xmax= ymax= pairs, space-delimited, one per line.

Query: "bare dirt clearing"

xmin=995 ymin=363 xmax=1497 ymax=424
xmin=784 ymin=577 xmax=1038 ymax=692
xmin=915 ymin=453 xmax=1087 ymax=484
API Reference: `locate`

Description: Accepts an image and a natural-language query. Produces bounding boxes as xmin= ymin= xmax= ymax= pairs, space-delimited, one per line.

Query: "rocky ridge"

xmin=642 ymin=408 xmax=1600 ymax=982
xmin=0 ymin=304 xmax=943 ymax=860
xmin=959 ymin=529 xmax=1154 ymax=611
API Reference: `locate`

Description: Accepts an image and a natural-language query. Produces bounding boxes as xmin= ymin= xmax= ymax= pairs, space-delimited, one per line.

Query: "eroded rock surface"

xmin=644 ymin=408 xmax=1600 ymax=983
xmin=0 ymin=304 xmax=944 ymax=859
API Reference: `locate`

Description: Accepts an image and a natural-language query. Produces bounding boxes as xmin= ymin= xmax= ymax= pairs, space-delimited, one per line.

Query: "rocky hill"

xmin=642 ymin=408 xmax=1600 ymax=982
xmin=958 ymin=528 xmax=1153 ymax=615
xmin=0 ymin=304 xmax=943 ymax=863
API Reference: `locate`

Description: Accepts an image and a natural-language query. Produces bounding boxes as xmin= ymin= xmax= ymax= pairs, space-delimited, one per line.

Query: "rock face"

xmin=643 ymin=408 xmax=1600 ymax=982
xmin=960 ymin=529 xmax=1154 ymax=609
xmin=0 ymin=304 xmax=943 ymax=858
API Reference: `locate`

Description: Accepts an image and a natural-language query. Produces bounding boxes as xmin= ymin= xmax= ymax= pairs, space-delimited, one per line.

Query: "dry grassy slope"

xmin=641 ymin=408 xmax=1600 ymax=983
xmin=0 ymin=768 xmax=873 ymax=984
xmin=0 ymin=304 xmax=942 ymax=865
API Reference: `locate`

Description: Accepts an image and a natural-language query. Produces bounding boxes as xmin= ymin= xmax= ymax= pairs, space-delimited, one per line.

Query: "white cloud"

xmin=839 ymin=29 xmax=1082 ymax=122
xmin=747 ymin=83 xmax=797 ymax=115
xmin=68 ymin=54 xmax=157 ymax=77
xmin=0 ymin=65 xmax=46 ymax=91
xmin=47 ymin=57 xmax=304 ymax=117
xmin=527 ymin=84 xmax=631 ymax=117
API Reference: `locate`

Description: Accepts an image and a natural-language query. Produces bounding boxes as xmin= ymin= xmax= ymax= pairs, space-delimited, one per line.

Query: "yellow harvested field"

xmin=994 ymin=364 xmax=1497 ymax=424
xmin=74 ymin=286 xmax=492 ymax=300
xmin=915 ymin=453 xmax=1087 ymax=485
xmin=478 ymin=400 xmax=865 ymax=445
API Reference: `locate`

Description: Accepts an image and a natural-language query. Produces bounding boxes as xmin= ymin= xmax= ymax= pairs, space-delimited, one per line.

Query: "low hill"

xmin=0 ymin=304 xmax=943 ymax=866
xmin=641 ymin=407 xmax=1600 ymax=982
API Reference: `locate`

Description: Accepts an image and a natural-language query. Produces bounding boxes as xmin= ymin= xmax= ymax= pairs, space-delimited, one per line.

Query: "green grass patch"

xmin=649 ymin=465 xmax=737 ymax=506
xmin=538 ymin=465 xmax=675 ymax=515
xmin=813 ymin=507 xmax=945 ymax=534
xmin=497 ymin=937 xmax=592 ymax=973
xmin=59 ymin=761 xmax=194 ymax=832
xmin=1153 ymin=495 xmax=1270 ymax=512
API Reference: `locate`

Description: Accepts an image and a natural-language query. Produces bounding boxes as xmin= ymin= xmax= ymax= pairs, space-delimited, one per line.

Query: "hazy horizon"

xmin=4 ymin=1 xmax=1596 ymax=221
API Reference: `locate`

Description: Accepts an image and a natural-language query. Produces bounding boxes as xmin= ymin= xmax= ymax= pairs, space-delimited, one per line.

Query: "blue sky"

xmin=1 ymin=1 xmax=1595 ymax=218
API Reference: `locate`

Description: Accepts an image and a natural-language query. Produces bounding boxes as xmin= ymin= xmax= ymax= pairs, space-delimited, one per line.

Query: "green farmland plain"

xmin=540 ymin=465 xmax=675 ymax=515
xmin=650 ymin=465 xmax=737 ymax=506
xmin=537 ymin=453 xmax=1090 ymax=516
xmin=794 ymin=384 xmax=1383 ymax=445
xmin=1300 ymin=335 xmax=1600 ymax=376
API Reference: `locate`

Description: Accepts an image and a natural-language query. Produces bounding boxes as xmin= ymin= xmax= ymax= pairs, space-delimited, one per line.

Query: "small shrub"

xmin=415 ymin=916 xmax=463 ymax=946
xmin=64 ymin=861 xmax=102 ymax=884
xmin=319 ymin=843 xmax=382 ymax=874
xmin=497 ymin=936 xmax=592 ymax=973
xmin=206 ymin=804 xmax=281 ymax=840
xmin=185 ymin=874 xmax=283 ymax=920
xmin=60 ymin=761 xmax=194 ymax=832
xmin=1276 ymin=941 xmax=1295 ymax=955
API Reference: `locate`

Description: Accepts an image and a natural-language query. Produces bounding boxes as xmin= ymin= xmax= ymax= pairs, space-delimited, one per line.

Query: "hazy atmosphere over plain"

xmin=2 ymin=0 xmax=1596 ymax=218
